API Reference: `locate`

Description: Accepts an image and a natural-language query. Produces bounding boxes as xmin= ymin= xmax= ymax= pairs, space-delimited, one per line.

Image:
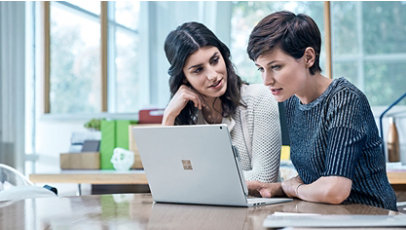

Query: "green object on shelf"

xmin=100 ymin=120 xmax=116 ymax=169
xmin=116 ymin=120 xmax=131 ymax=149
xmin=100 ymin=120 xmax=138 ymax=169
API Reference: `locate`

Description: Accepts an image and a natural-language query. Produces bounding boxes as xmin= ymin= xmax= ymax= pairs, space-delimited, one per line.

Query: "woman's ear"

xmin=304 ymin=47 xmax=316 ymax=68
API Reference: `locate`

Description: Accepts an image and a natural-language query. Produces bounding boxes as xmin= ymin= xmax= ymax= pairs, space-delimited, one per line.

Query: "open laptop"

xmin=132 ymin=124 xmax=292 ymax=207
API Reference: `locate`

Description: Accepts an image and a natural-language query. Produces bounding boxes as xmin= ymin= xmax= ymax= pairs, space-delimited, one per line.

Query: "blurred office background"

xmin=0 ymin=1 xmax=405 ymax=177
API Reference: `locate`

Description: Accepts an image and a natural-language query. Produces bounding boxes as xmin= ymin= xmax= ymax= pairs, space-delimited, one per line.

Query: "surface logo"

xmin=182 ymin=160 xmax=193 ymax=170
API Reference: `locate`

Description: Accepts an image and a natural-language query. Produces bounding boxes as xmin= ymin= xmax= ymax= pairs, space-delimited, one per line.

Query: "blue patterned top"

xmin=285 ymin=77 xmax=397 ymax=211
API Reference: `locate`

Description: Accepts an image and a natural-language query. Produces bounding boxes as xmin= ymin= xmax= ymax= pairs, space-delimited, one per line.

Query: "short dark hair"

xmin=164 ymin=22 xmax=244 ymax=125
xmin=247 ymin=11 xmax=322 ymax=75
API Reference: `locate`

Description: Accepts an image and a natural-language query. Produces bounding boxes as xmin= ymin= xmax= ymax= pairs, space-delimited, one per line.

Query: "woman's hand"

xmin=281 ymin=175 xmax=303 ymax=198
xmin=246 ymin=181 xmax=285 ymax=198
xmin=162 ymin=85 xmax=204 ymax=125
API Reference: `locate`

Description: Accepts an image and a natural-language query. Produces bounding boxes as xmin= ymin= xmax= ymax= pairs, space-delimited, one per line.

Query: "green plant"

xmin=84 ymin=118 xmax=104 ymax=131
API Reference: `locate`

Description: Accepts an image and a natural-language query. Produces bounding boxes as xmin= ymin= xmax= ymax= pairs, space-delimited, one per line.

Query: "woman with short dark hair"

xmin=162 ymin=22 xmax=282 ymax=184
xmin=247 ymin=11 xmax=397 ymax=211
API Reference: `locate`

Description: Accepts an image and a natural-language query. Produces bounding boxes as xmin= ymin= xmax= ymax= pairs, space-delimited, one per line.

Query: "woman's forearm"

xmin=161 ymin=112 xmax=176 ymax=126
xmin=283 ymin=176 xmax=352 ymax=204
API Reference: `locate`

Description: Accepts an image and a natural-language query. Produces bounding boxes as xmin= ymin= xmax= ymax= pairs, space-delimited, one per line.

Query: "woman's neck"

xmin=202 ymin=97 xmax=223 ymax=124
xmin=296 ymin=73 xmax=332 ymax=104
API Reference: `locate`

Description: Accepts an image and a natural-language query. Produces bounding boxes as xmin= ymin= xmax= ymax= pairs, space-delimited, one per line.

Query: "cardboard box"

xmin=60 ymin=152 xmax=100 ymax=170
xmin=128 ymin=124 xmax=162 ymax=169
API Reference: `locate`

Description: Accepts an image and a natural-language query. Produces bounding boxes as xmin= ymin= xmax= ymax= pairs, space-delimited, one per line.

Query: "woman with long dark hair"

xmin=162 ymin=22 xmax=282 ymax=184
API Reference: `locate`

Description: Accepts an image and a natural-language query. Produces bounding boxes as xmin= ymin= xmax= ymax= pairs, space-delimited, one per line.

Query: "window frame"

xmin=43 ymin=1 xmax=143 ymax=115
xmin=43 ymin=1 xmax=106 ymax=113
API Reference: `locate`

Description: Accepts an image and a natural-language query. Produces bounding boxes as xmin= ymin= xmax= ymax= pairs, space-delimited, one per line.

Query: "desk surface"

xmin=387 ymin=169 xmax=406 ymax=185
xmin=0 ymin=193 xmax=400 ymax=230
xmin=29 ymin=169 xmax=406 ymax=185
xmin=29 ymin=170 xmax=148 ymax=185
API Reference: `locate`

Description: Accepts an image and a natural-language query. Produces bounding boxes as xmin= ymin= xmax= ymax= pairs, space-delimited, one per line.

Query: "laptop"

xmin=132 ymin=124 xmax=292 ymax=207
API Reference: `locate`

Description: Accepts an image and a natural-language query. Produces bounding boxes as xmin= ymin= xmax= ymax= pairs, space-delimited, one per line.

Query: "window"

xmin=49 ymin=2 xmax=101 ymax=113
xmin=45 ymin=2 xmax=406 ymax=114
xmin=46 ymin=1 xmax=142 ymax=114
xmin=230 ymin=2 xmax=325 ymax=84
xmin=331 ymin=2 xmax=406 ymax=106
xmin=108 ymin=2 xmax=142 ymax=113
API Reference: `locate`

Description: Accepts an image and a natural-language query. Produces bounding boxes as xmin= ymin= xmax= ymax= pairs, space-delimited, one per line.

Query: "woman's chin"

xmin=208 ymin=84 xmax=227 ymax=98
xmin=274 ymin=95 xmax=288 ymax=102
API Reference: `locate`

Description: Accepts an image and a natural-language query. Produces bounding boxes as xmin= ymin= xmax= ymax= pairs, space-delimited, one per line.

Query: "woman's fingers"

xmin=247 ymin=181 xmax=273 ymax=197
xmin=165 ymin=86 xmax=203 ymax=117
xmin=164 ymin=84 xmax=206 ymax=124
xmin=259 ymin=188 xmax=272 ymax=198
xmin=178 ymin=85 xmax=204 ymax=110
xmin=179 ymin=90 xmax=202 ymax=109
xmin=247 ymin=180 xmax=262 ymax=191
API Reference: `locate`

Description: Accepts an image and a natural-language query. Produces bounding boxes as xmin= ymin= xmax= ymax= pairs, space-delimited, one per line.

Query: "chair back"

xmin=0 ymin=163 xmax=32 ymax=191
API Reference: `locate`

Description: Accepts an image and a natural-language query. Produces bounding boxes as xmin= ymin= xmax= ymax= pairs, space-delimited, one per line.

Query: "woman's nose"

xmin=263 ymin=72 xmax=275 ymax=86
xmin=206 ymin=67 xmax=217 ymax=81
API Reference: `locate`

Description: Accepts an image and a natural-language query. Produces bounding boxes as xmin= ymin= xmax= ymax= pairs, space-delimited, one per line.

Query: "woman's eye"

xmin=211 ymin=57 xmax=219 ymax=65
xmin=193 ymin=67 xmax=203 ymax=74
xmin=271 ymin=65 xmax=281 ymax=70
xmin=257 ymin=67 xmax=264 ymax=73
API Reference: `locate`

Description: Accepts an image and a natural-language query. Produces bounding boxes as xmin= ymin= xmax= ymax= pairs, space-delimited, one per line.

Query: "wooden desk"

xmin=29 ymin=170 xmax=148 ymax=195
xmin=0 ymin=194 xmax=399 ymax=230
xmin=29 ymin=170 xmax=148 ymax=185
xmin=29 ymin=169 xmax=406 ymax=195
xmin=30 ymin=169 xmax=405 ymax=185
xmin=387 ymin=169 xmax=406 ymax=185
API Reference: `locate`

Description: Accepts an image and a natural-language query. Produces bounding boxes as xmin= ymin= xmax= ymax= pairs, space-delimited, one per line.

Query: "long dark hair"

xmin=164 ymin=22 xmax=244 ymax=125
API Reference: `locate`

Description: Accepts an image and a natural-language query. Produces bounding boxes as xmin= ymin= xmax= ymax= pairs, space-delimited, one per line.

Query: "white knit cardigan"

xmin=197 ymin=84 xmax=281 ymax=182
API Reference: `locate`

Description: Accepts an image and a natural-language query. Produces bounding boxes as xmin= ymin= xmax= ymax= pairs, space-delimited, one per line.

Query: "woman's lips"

xmin=209 ymin=79 xmax=223 ymax=89
xmin=271 ymin=88 xmax=282 ymax=95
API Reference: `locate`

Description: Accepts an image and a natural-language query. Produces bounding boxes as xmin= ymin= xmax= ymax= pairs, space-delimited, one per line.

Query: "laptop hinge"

xmin=232 ymin=145 xmax=248 ymax=196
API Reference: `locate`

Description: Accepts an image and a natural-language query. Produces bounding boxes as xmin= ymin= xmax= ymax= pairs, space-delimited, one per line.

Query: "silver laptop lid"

xmin=132 ymin=124 xmax=248 ymax=206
